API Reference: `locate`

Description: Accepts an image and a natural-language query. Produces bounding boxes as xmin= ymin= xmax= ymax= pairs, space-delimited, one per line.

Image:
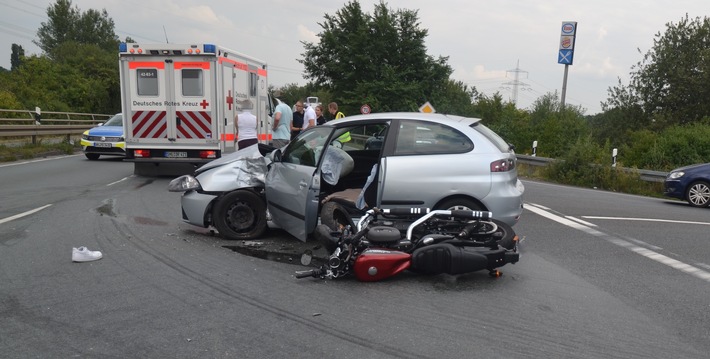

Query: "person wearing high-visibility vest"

xmin=328 ymin=102 xmax=350 ymax=143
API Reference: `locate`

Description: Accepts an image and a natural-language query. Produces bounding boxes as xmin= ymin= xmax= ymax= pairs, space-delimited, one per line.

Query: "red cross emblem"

xmin=226 ymin=91 xmax=233 ymax=110
xmin=200 ymin=99 xmax=209 ymax=109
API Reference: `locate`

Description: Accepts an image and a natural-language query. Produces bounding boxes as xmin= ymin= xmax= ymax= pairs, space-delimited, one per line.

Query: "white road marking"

xmin=526 ymin=203 xmax=710 ymax=283
xmin=0 ymin=204 xmax=53 ymax=225
xmin=0 ymin=154 xmax=81 ymax=168
xmin=582 ymin=216 xmax=710 ymax=226
xmin=565 ymin=216 xmax=598 ymax=227
xmin=107 ymin=176 xmax=131 ymax=186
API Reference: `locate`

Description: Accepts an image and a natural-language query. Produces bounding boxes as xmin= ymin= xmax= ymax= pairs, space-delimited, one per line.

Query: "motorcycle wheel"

xmin=212 ymin=190 xmax=267 ymax=240
xmin=320 ymin=202 xmax=356 ymax=232
xmin=473 ymin=219 xmax=516 ymax=250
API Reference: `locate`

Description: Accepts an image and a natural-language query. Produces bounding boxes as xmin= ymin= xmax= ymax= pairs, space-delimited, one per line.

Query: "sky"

xmin=0 ymin=0 xmax=707 ymax=115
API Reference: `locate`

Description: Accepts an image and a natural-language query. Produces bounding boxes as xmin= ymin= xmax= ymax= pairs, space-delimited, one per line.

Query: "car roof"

xmin=323 ymin=112 xmax=482 ymax=127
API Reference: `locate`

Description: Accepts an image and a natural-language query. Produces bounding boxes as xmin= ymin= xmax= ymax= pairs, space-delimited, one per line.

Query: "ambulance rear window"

xmin=137 ymin=69 xmax=158 ymax=96
xmin=182 ymin=69 xmax=203 ymax=96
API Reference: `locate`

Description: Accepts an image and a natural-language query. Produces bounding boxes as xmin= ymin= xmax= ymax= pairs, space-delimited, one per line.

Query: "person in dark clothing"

xmin=291 ymin=100 xmax=305 ymax=141
xmin=315 ymin=104 xmax=327 ymax=125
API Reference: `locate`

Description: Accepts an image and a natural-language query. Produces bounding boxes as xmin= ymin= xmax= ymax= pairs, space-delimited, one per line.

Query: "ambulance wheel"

xmin=213 ymin=190 xmax=267 ymax=240
xmin=85 ymin=153 xmax=100 ymax=160
xmin=320 ymin=202 xmax=355 ymax=232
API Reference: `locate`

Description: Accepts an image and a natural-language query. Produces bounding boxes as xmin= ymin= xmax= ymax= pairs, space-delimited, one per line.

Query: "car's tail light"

xmin=490 ymin=158 xmax=515 ymax=172
xmin=199 ymin=150 xmax=217 ymax=159
xmin=134 ymin=149 xmax=150 ymax=158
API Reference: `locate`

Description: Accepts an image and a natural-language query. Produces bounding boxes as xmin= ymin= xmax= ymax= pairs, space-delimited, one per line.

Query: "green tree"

xmin=34 ymin=0 xmax=119 ymax=59
xmin=11 ymin=44 xmax=24 ymax=71
xmin=526 ymin=92 xmax=589 ymax=158
xmin=300 ymin=1 xmax=451 ymax=114
xmin=603 ymin=15 xmax=710 ymax=127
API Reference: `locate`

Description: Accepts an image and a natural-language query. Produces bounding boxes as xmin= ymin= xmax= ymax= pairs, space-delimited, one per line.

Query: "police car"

xmin=80 ymin=114 xmax=125 ymax=160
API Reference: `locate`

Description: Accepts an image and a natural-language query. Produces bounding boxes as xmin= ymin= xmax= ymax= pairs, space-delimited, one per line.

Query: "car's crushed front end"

xmin=168 ymin=144 xmax=272 ymax=228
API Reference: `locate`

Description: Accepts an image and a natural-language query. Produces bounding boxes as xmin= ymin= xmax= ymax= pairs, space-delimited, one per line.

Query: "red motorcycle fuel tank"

xmin=353 ymin=248 xmax=411 ymax=282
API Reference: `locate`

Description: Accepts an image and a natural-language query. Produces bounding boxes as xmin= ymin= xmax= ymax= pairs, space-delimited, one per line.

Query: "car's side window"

xmin=394 ymin=120 xmax=473 ymax=155
xmin=282 ymin=127 xmax=331 ymax=166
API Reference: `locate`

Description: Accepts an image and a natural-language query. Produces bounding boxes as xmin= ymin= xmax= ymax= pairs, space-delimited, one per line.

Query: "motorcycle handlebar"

xmin=381 ymin=208 xmax=430 ymax=216
xmin=295 ymin=268 xmax=322 ymax=279
xmin=444 ymin=210 xmax=492 ymax=220
xmin=406 ymin=209 xmax=494 ymax=240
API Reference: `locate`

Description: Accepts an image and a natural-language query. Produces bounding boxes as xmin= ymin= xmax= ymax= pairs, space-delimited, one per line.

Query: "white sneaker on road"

xmin=72 ymin=246 xmax=103 ymax=262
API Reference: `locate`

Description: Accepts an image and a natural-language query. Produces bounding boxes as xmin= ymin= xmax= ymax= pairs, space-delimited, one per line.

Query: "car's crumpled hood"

xmin=195 ymin=145 xmax=270 ymax=192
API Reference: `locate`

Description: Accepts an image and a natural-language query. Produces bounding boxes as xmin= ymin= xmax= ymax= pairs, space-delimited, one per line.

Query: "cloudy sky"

xmin=1 ymin=0 xmax=707 ymax=114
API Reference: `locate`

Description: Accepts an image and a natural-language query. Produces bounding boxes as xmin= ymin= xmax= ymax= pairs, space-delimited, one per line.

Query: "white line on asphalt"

xmin=565 ymin=216 xmax=598 ymax=227
xmin=0 ymin=204 xmax=53 ymax=225
xmin=106 ymin=176 xmax=131 ymax=186
xmin=582 ymin=216 xmax=710 ymax=226
xmin=0 ymin=155 xmax=81 ymax=168
xmin=526 ymin=203 xmax=710 ymax=283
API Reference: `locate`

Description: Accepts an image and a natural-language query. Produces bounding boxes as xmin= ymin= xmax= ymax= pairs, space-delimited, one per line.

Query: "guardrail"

xmin=0 ymin=109 xmax=112 ymax=144
xmin=516 ymin=154 xmax=668 ymax=183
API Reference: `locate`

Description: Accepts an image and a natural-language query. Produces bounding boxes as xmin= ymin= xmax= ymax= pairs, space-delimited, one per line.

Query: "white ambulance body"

xmin=118 ymin=43 xmax=271 ymax=169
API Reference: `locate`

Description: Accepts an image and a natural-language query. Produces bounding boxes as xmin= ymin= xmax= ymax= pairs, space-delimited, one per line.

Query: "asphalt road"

xmin=1 ymin=155 xmax=709 ymax=358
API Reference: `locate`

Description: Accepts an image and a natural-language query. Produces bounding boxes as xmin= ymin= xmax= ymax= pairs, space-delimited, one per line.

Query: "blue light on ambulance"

xmin=204 ymin=44 xmax=216 ymax=54
xmin=119 ymin=42 xmax=127 ymax=52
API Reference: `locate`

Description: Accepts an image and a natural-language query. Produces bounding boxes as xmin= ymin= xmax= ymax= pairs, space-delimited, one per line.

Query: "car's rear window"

xmin=471 ymin=122 xmax=511 ymax=153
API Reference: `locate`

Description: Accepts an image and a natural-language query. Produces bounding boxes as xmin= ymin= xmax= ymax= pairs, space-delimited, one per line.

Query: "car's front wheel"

xmin=685 ymin=181 xmax=710 ymax=207
xmin=85 ymin=153 xmax=100 ymax=160
xmin=320 ymin=201 xmax=356 ymax=232
xmin=212 ymin=190 xmax=267 ymax=240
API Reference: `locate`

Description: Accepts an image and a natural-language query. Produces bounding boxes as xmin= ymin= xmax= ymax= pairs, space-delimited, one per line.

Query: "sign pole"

xmin=558 ymin=21 xmax=577 ymax=111
xmin=561 ymin=64 xmax=569 ymax=109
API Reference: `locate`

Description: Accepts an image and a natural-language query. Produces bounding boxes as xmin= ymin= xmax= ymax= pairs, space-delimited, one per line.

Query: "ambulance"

xmin=118 ymin=43 xmax=271 ymax=174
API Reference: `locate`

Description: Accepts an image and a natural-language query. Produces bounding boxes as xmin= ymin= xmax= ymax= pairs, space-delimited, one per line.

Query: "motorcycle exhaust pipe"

xmin=314 ymin=224 xmax=339 ymax=253
xmin=411 ymin=244 xmax=516 ymax=275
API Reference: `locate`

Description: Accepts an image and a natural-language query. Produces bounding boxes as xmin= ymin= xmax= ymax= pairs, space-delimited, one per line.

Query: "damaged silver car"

xmin=169 ymin=112 xmax=525 ymax=242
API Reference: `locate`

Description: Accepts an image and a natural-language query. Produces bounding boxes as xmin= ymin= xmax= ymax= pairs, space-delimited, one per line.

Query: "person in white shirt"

xmin=302 ymin=101 xmax=316 ymax=131
xmin=235 ymin=99 xmax=258 ymax=150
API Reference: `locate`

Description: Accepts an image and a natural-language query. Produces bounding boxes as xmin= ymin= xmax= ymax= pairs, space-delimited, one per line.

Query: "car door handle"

xmin=299 ymin=180 xmax=307 ymax=189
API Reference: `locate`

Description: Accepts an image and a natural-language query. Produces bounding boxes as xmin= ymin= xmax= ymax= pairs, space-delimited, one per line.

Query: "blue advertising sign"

xmin=558 ymin=21 xmax=577 ymax=65
xmin=558 ymin=50 xmax=574 ymax=65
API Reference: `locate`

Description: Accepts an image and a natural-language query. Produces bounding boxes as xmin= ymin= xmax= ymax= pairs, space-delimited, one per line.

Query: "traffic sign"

xmin=360 ymin=104 xmax=371 ymax=114
xmin=419 ymin=101 xmax=436 ymax=113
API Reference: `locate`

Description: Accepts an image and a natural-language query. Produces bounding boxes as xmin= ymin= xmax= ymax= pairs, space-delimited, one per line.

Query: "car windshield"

xmin=104 ymin=114 xmax=123 ymax=127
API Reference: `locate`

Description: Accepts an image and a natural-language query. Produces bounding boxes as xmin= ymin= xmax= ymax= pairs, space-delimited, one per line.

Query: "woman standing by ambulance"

xmin=235 ymin=99 xmax=258 ymax=150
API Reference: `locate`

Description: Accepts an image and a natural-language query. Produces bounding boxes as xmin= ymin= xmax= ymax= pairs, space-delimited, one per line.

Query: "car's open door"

xmin=265 ymin=127 xmax=331 ymax=241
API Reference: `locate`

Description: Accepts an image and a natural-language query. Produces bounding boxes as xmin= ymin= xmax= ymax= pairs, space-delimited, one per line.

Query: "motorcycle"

xmin=295 ymin=208 xmax=520 ymax=282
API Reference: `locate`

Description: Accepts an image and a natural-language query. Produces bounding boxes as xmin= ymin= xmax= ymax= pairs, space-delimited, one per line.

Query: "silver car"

xmin=169 ymin=112 xmax=524 ymax=241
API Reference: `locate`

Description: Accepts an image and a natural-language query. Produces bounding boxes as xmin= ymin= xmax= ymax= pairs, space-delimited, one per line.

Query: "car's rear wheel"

xmin=85 ymin=153 xmax=100 ymax=160
xmin=435 ymin=198 xmax=482 ymax=212
xmin=212 ymin=190 xmax=267 ymax=240
xmin=685 ymin=181 xmax=710 ymax=207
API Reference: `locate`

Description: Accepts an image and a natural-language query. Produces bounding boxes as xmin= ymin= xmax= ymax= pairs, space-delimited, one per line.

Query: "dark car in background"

xmin=80 ymin=114 xmax=125 ymax=160
xmin=664 ymin=163 xmax=710 ymax=207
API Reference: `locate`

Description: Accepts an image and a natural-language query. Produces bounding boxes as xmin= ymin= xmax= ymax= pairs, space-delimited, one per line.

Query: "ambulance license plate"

xmin=95 ymin=143 xmax=112 ymax=148
xmin=164 ymin=151 xmax=188 ymax=158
